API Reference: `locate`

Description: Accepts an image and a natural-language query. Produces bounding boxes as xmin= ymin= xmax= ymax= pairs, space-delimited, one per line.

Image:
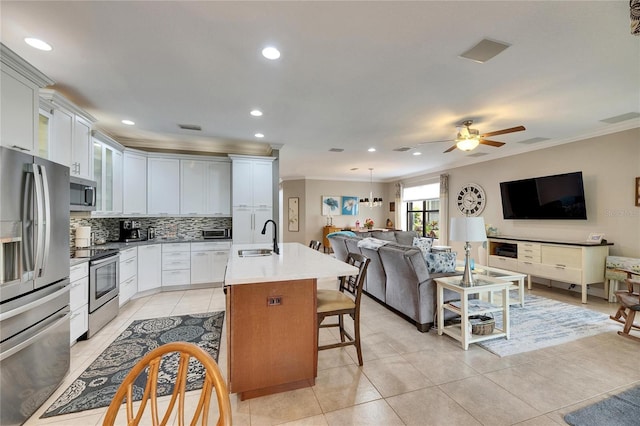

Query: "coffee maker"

xmin=119 ymin=220 xmax=142 ymax=242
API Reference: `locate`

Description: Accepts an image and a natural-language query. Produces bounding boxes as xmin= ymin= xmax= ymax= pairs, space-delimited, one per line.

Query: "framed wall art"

xmin=322 ymin=196 xmax=341 ymax=216
xmin=636 ymin=177 xmax=640 ymax=207
xmin=288 ymin=197 xmax=299 ymax=232
xmin=341 ymin=196 xmax=359 ymax=215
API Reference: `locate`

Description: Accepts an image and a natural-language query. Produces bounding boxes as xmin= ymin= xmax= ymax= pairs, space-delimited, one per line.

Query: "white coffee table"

xmin=455 ymin=262 xmax=527 ymax=307
xmin=435 ymin=275 xmax=511 ymax=350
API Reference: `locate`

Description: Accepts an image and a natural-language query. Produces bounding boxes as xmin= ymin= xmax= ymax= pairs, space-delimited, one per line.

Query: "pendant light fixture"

xmin=360 ymin=168 xmax=383 ymax=208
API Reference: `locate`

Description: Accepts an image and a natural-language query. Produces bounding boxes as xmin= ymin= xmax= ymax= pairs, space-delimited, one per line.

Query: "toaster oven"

xmin=202 ymin=229 xmax=231 ymax=239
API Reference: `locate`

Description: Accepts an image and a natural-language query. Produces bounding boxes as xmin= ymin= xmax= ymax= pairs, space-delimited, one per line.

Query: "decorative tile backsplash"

xmin=69 ymin=216 xmax=232 ymax=250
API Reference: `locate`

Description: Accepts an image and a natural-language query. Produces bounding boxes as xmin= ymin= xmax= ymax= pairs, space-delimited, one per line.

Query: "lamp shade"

xmin=450 ymin=217 xmax=487 ymax=242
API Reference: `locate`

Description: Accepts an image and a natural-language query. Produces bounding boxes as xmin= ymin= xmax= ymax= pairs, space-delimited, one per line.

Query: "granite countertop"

xmin=70 ymin=238 xmax=233 ymax=262
xmin=96 ymin=237 xmax=232 ymax=250
xmin=70 ymin=257 xmax=90 ymax=267
xmin=225 ymin=242 xmax=359 ymax=285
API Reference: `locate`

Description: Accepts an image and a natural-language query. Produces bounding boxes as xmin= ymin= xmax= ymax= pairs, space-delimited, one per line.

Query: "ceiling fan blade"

xmin=480 ymin=125 xmax=526 ymax=138
xmin=479 ymin=139 xmax=505 ymax=147
xmin=443 ymin=144 xmax=458 ymax=153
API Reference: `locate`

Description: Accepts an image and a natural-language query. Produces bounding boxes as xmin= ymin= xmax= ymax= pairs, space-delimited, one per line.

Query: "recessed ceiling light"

xmin=255 ymin=133 xmax=265 ymax=138
xmin=121 ymin=119 xmax=135 ymax=126
xmin=262 ymin=46 xmax=281 ymax=60
xmin=24 ymin=37 xmax=52 ymax=51
xmin=367 ymin=148 xmax=376 ymax=152
xmin=350 ymin=168 xmax=359 ymax=171
xmin=413 ymin=152 xmax=422 ymax=156
xmin=250 ymin=109 xmax=263 ymax=117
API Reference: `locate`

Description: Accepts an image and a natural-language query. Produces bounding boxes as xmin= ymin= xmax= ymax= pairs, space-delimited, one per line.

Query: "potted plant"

xmin=364 ymin=218 xmax=374 ymax=229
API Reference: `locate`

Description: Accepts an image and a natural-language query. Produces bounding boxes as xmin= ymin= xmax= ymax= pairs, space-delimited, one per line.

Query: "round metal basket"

xmin=469 ymin=315 xmax=495 ymax=335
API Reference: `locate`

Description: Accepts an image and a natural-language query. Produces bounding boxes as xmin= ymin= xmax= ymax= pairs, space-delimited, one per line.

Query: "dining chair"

xmin=103 ymin=342 xmax=232 ymax=426
xmin=317 ymin=252 xmax=370 ymax=365
xmin=609 ymin=269 xmax=640 ymax=342
xmin=309 ymin=240 xmax=322 ymax=251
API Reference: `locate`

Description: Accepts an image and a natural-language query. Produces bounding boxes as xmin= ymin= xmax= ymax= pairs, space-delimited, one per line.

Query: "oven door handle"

xmin=91 ymin=255 xmax=119 ymax=266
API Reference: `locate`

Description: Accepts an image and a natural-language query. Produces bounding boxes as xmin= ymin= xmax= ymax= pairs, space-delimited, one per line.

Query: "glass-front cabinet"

xmin=92 ymin=131 xmax=124 ymax=216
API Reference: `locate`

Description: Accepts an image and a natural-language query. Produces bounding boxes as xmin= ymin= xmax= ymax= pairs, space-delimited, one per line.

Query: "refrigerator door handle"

xmin=39 ymin=165 xmax=51 ymax=275
xmin=32 ymin=164 xmax=45 ymax=278
xmin=0 ymin=283 xmax=68 ymax=322
xmin=0 ymin=310 xmax=70 ymax=362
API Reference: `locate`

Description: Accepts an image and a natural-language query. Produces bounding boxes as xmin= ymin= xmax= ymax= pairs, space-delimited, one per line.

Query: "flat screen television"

xmin=500 ymin=171 xmax=587 ymax=219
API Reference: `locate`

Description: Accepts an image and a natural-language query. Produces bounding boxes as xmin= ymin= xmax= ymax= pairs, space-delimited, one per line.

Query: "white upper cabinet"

xmin=49 ymin=106 xmax=72 ymax=166
xmin=180 ymin=159 xmax=231 ymax=216
xmin=207 ymin=161 xmax=231 ymax=215
xmin=39 ymin=89 xmax=96 ymax=176
xmin=231 ymin=157 xmax=274 ymax=207
xmin=72 ymin=115 xmax=93 ymax=179
xmin=180 ymin=160 xmax=207 ymax=215
xmin=93 ymin=131 xmax=124 ymax=215
xmin=147 ymin=156 xmax=180 ymax=215
xmin=123 ymin=150 xmax=147 ymax=215
xmin=1 ymin=44 xmax=54 ymax=154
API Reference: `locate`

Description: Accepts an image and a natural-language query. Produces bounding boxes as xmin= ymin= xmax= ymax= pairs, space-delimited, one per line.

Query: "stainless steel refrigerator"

xmin=0 ymin=146 xmax=71 ymax=425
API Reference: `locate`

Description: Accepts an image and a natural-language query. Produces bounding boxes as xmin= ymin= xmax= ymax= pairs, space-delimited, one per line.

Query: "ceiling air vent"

xmin=468 ymin=152 xmax=488 ymax=158
xmin=178 ymin=124 xmax=202 ymax=131
xmin=460 ymin=38 xmax=511 ymax=63
xmin=600 ymin=112 xmax=640 ymax=123
xmin=329 ymin=148 xmax=344 ymax=152
xmin=393 ymin=147 xmax=412 ymax=152
xmin=518 ymin=137 xmax=550 ymax=145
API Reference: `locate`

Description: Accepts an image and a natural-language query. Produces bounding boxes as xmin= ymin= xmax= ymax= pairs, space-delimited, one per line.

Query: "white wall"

xmin=392 ymin=128 xmax=640 ymax=258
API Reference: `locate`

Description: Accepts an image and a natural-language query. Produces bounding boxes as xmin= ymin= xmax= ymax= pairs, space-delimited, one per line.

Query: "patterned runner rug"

xmin=477 ymin=294 xmax=617 ymax=357
xmin=41 ymin=311 xmax=224 ymax=418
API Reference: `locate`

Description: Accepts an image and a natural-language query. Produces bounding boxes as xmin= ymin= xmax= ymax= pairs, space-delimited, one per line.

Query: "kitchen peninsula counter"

xmin=224 ymin=242 xmax=358 ymax=400
xmin=225 ymin=242 xmax=358 ymax=285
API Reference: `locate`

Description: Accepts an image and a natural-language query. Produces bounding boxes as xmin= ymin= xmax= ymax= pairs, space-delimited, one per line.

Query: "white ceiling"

xmin=2 ymin=1 xmax=639 ymax=182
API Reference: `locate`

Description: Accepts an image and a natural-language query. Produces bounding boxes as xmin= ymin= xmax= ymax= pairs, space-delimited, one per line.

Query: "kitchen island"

xmin=225 ymin=242 xmax=358 ymax=400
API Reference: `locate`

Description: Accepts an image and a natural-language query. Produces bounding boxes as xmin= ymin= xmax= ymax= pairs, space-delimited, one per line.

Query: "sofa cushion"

xmin=412 ymin=237 xmax=433 ymax=257
xmin=395 ymin=231 xmax=419 ymax=246
xmin=424 ymin=252 xmax=457 ymax=273
xmin=371 ymin=231 xmax=397 ymax=242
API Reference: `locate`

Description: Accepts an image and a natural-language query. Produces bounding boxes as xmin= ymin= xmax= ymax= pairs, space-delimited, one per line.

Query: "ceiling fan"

xmin=420 ymin=120 xmax=526 ymax=153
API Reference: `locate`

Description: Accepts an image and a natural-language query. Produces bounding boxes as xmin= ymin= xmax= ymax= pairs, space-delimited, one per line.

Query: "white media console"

xmin=487 ymin=236 xmax=612 ymax=303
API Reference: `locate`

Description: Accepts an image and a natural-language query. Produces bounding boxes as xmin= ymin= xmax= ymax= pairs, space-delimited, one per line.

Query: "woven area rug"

xmin=474 ymin=293 xmax=617 ymax=357
xmin=564 ymin=384 xmax=640 ymax=426
xmin=41 ymin=311 xmax=224 ymax=418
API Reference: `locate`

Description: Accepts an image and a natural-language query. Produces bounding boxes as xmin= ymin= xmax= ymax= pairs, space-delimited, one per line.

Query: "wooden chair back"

xmin=340 ymin=252 xmax=369 ymax=300
xmin=103 ymin=342 xmax=232 ymax=426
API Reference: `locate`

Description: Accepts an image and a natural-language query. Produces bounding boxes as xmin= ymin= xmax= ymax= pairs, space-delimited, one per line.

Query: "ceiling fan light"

xmin=456 ymin=138 xmax=480 ymax=151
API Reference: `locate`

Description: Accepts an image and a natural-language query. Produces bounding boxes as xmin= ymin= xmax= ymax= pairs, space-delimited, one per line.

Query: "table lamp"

xmin=450 ymin=217 xmax=487 ymax=286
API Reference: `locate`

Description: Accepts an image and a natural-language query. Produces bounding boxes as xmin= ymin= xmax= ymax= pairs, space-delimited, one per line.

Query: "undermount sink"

xmin=238 ymin=248 xmax=273 ymax=257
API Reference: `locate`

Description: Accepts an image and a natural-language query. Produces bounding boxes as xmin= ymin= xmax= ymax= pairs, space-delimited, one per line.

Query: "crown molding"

xmin=39 ymin=88 xmax=97 ymax=122
xmin=0 ymin=43 xmax=55 ymax=87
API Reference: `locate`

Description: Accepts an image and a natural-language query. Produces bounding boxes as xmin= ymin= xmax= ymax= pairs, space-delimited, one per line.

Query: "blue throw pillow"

xmin=424 ymin=252 xmax=457 ymax=273
xmin=412 ymin=236 xmax=433 ymax=256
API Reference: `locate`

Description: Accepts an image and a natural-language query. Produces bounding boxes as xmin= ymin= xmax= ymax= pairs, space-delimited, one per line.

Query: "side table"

xmin=435 ymin=275 xmax=511 ymax=350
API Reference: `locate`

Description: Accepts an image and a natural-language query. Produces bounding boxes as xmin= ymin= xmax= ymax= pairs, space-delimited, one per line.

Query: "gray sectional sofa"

xmin=329 ymin=231 xmax=461 ymax=332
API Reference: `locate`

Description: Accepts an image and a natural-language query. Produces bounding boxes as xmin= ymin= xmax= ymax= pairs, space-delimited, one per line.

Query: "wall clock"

xmin=456 ymin=183 xmax=486 ymax=216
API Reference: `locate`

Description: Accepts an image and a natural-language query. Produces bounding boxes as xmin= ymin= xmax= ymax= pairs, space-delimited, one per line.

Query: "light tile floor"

xmin=24 ymin=282 xmax=639 ymax=426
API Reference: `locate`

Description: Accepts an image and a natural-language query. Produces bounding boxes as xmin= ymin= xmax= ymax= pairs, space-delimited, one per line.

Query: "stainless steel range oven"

xmin=74 ymin=248 xmax=120 ymax=338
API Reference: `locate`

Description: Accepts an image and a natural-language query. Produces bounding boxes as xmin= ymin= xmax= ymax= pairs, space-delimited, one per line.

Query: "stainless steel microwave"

xmin=70 ymin=176 xmax=97 ymax=211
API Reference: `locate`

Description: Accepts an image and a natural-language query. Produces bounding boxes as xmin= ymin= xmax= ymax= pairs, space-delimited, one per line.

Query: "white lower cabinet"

xmin=119 ymin=247 xmax=138 ymax=307
xmin=69 ymin=262 xmax=89 ymax=344
xmin=162 ymin=243 xmax=191 ymax=287
xmin=137 ymin=244 xmax=162 ymax=292
xmin=190 ymin=241 xmax=231 ymax=285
